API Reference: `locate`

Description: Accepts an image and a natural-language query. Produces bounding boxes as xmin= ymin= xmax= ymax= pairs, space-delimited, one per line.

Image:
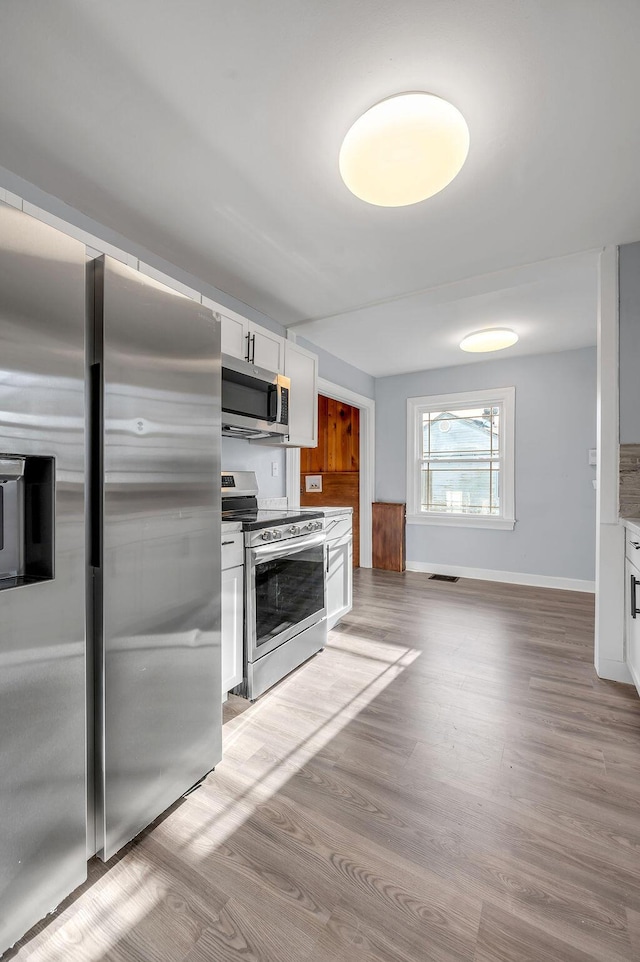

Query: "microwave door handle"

xmin=268 ymin=383 xmax=279 ymax=423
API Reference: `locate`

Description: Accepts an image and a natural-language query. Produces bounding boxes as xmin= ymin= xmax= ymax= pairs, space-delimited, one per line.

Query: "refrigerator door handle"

xmin=89 ymin=362 xmax=102 ymax=568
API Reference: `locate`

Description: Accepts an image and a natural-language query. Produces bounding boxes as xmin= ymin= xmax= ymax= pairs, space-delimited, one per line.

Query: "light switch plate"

xmin=589 ymin=448 xmax=597 ymax=466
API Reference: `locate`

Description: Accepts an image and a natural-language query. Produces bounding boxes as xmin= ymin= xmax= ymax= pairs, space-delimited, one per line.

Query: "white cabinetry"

xmin=253 ymin=339 xmax=318 ymax=448
xmin=221 ymin=530 xmax=244 ymax=697
xmin=625 ymin=525 xmax=640 ymax=694
xmin=325 ymin=513 xmax=353 ymax=630
xmin=284 ymin=340 xmax=318 ymax=448
xmin=203 ymin=297 xmax=284 ymax=372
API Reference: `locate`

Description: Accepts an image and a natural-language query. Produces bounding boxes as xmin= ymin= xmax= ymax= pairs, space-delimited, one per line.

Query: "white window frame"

xmin=406 ymin=387 xmax=516 ymax=530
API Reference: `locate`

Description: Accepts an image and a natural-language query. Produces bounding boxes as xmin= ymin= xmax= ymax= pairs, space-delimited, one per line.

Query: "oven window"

xmin=222 ymin=368 xmax=277 ymax=422
xmin=254 ymin=545 xmax=324 ymax=648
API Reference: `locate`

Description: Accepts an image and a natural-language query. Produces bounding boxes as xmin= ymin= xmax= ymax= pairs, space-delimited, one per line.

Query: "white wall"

xmin=375 ymin=347 xmax=597 ymax=587
xmin=221 ymin=437 xmax=286 ymax=499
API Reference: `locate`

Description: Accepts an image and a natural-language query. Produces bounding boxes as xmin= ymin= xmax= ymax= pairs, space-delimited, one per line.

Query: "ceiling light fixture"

xmin=339 ymin=92 xmax=469 ymax=207
xmin=459 ymin=329 xmax=519 ymax=353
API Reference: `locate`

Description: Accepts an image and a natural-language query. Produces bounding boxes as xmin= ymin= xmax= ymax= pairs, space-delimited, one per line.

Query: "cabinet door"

xmin=222 ymin=565 xmax=244 ymax=696
xmin=251 ymin=326 xmax=284 ymax=372
xmin=221 ymin=312 xmax=250 ymax=360
xmin=626 ymin=560 xmax=640 ymax=694
xmin=326 ymin=536 xmax=353 ymax=630
xmin=285 ymin=339 xmax=318 ymax=447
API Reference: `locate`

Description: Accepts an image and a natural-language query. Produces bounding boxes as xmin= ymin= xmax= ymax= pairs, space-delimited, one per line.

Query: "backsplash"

xmin=220 ymin=436 xmax=286 ymax=499
xmin=620 ymin=443 xmax=640 ymax=516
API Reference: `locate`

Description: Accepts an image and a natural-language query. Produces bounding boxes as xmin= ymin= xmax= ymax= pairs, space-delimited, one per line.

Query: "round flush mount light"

xmin=459 ymin=329 xmax=519 ymax=353
xmin=339 ymin=92 xmax=470 ymax=207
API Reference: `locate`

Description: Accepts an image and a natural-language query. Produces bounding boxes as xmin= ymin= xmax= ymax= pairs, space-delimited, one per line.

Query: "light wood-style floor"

xmin=7 ymin=569 xmax=640 ymax=962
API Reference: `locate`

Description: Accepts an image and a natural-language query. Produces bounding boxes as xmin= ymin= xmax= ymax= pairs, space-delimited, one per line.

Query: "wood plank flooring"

xmin=7 ymin=569 xmax=640 ymax=962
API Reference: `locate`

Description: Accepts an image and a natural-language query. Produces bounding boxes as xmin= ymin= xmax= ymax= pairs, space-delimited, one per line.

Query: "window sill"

xmin=407 ymin=513 xmax=516 ymax=531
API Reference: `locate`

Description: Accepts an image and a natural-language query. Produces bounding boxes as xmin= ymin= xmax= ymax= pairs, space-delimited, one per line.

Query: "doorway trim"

xmin=286 ymin=379 xmax=375 ymax=568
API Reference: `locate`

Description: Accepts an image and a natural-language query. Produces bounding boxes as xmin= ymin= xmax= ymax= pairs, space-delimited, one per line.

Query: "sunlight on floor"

xmin=12 ymin=630 xmax=420 ymax=962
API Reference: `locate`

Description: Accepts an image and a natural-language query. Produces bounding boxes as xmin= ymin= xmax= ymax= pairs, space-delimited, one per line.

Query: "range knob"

xmin=289 ymin=524 xmax=300 ymax=535
xmin=271 ymin=529 xmax=282 ymax=540
xmin=261 ymin=530 xmax=272 ymax=541
xmin=313 ymin=520 xmax=323 ymax=531
xmin=303 ymin=522 xmax=314 ymax=532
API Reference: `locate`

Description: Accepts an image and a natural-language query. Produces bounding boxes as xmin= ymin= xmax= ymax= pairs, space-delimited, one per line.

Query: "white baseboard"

xmin=596 ymin=657 xmax=634 ymax=685
xmin=405 ymin=560 xmax=595 ymax=594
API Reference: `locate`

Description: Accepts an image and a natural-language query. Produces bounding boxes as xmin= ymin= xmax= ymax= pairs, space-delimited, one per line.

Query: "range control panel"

xmin=221 ymin=475 xmax=236 ymax=488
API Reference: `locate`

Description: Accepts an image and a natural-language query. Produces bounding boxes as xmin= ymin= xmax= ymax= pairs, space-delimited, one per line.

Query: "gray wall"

xmin=619 ymin=241 xmax=640 ymax=444
xmin=297 ymin=335 xmax=375 ymax=399
xmin=375 ymin=347 xmax=597 ymax=582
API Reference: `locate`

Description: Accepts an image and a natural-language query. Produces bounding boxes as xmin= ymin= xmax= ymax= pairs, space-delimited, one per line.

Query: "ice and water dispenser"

xmin=0 ymin=455 xmax=54 ymax=589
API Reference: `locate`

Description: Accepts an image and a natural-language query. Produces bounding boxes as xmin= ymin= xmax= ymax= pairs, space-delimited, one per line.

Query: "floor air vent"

xmin=429 ymin=574 xmax=459 ymax=583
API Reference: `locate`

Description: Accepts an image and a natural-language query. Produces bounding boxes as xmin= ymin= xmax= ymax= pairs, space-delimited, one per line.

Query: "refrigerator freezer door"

xmin=92 ymin=256 xmax=221 ymax=861
xmin=0 ymin=204 xmax=87 ymax=954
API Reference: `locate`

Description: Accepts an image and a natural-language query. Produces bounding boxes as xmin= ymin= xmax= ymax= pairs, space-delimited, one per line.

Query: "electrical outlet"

xmin=305 ymin=475 xmax=322 ymax=493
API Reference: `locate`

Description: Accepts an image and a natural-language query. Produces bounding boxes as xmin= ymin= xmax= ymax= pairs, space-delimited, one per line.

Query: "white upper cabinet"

xmin=282 ymin=339 xmax=318 ymax=448
xmin=251 ymin=326 xmax=284 ymax=372
xmin=203 ymin=297 xmax=285 ymax=373
xmin=201 ymin=296 xmax=317 ymax=448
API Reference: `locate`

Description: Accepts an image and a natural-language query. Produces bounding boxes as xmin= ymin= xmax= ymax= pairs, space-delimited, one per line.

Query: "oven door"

xmin=246 ymin=533 xmax=326 ymax=662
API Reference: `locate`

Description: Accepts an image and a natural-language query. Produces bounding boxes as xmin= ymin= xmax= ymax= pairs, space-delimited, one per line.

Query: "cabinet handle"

xmin=222 ymin=540 xmax=235 ymax=546
xmin=631 ymin=574 xmax=640 ymax=619
xmin=250 ymin=333 xmax=256 ymax=364
xmin=245 ymin=332 xmax=252 ymax=362
xmin=631 ymin=541 xmax=640 ymax=549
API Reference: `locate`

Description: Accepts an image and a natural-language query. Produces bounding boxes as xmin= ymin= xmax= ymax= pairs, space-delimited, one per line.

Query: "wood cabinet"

xmin=326 ymin=514 xmax=353 ymax=629
xmin=221 ymin=532 xmax=244 ymax=697
xmin=372 ymin=502 xmax=406 ymax=572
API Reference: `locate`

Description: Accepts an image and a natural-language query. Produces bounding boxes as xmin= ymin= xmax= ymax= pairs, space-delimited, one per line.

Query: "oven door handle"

xmin=249 ymin=532 xmax=326 ymax=564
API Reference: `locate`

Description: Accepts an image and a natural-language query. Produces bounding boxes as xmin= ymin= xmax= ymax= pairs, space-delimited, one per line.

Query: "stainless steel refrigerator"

xmin=0 ymin=204 xmax=222 ymax=956
xmin=89 ymin=255 xmax=222 ymax=861
xmin=0 ymin=204 xmax=87 ymax=953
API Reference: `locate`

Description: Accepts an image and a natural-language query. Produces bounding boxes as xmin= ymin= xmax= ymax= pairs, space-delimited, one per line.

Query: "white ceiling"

xmin=0 ymin=1 xmax=637 ymax=374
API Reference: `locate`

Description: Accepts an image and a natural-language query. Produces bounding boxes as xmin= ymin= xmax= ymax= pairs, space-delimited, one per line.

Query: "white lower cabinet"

xmin=325 ymin=514 xmax=353 ymax=630
xmin=221 ymin=531 xmax=244 ymax=698
xmin=625 ymin=555 xmax=640 ymax=693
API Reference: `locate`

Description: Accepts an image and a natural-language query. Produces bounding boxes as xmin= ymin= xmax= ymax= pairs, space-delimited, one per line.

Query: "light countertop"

xmin=221 ymin=520 xmax=242 ymax=533
xmin=621 ymin=517 xmax=640 ymax=537
xmin=298 ymin=506 xmax=353 ymax=517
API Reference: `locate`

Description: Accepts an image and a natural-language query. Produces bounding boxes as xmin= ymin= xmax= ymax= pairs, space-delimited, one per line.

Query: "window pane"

xmin=422 ymin=407 xmax=500 ymax=458
xmin=420 ymin=463 xmax=501 ymax=514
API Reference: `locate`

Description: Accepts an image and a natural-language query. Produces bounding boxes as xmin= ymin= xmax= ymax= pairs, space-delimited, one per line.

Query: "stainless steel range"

xmin=222 ymin=471 xmax=327 ymax=700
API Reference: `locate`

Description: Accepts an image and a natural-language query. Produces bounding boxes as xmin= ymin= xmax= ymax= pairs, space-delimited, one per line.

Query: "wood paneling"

xmin=10 ymin=572 xmax=640 ymax=962
xmin=301 ymin=472 xmax=359 ymax=566
xmin=301 ymin=397 xmax=359 ymax=475
xmin=301 ymin=395 xmax=360 ymax=566
xmin=372 ymin=502 xmax=406 ymax=572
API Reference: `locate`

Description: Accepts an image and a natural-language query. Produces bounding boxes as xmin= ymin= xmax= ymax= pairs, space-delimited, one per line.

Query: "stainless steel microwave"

xmin=221 ymin=354 xmax=290 ymax=439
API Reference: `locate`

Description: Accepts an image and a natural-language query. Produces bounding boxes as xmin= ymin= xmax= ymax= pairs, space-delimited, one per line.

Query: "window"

xmin=406 ymin=387 xmax=515 ymax=529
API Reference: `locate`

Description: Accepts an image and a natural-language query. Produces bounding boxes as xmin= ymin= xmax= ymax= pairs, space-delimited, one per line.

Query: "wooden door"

xmin=300 ymin=395 xmax=360 ymax=566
